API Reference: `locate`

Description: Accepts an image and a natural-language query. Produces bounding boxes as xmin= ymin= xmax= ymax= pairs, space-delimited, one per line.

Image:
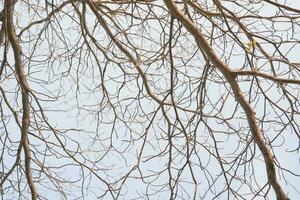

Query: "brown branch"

xmin=163 ymin=1 xmax=289 ymax=199
xmin=263 ymin=0 xmax=300 ymax=14
xmin=234 ymin=70 xmax=300 ymax=85
xmin=5 ymin=0 xmax=37 ymax=199
xmin=86 ymin=0 xmax=163 ymax=105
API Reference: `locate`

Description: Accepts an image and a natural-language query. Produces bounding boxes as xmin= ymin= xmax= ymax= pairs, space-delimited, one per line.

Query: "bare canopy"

xmin=0 ymin=0 xmax=299 ymax=199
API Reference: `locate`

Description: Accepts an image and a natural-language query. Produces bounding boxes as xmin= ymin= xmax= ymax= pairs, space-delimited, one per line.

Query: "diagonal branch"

xmin=163 ymin=1 xmax=289 ymax=199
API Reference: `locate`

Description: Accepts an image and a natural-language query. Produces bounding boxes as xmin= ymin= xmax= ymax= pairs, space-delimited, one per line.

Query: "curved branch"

xmin=163 ymin=1 xmax=289 ymax=199
xmin=5 ymin=0 xmax=37 ymax=199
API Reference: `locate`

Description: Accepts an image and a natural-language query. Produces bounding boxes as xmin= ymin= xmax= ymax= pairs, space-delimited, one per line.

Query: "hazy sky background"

xmin=0 ymin=0 xmax=299 ymax=199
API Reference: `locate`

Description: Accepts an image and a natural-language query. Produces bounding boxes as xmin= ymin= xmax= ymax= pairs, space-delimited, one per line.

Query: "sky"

xmin=0 ymin=0 xmax=299 ymax=199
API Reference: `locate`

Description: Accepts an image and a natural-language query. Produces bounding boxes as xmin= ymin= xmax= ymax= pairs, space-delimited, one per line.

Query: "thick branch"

xmin=163 ymin=1 xmax=288 ymax=199
xmin=234 ymin=70 xmax=300 ymax=85
xmin=5 ymin=0 xmax=37 ymax=199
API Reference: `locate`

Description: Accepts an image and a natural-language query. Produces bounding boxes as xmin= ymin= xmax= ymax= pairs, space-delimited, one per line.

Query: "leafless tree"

xmin=0 ymin=0 xmax=299 ymax=199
